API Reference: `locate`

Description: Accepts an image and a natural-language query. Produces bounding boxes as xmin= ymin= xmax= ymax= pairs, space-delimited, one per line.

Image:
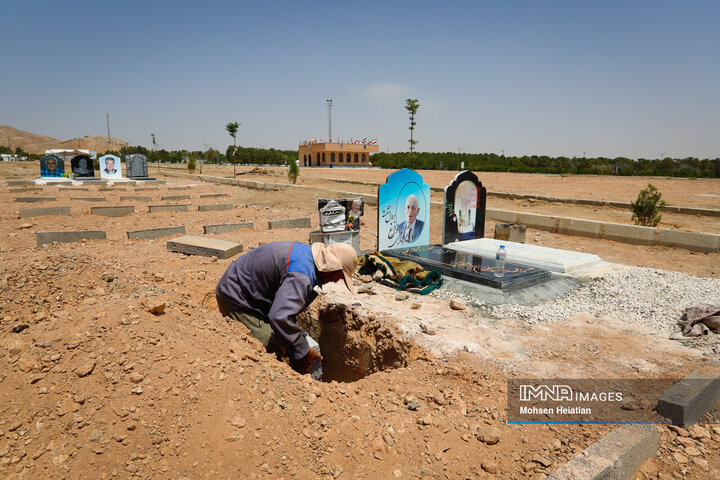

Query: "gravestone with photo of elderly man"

xmin=376 ymin=168 xmax=430 ymax=251
xmin=99 ymin=154 xmax=123 ymax=180
xmin=39 ymin=154 xmax=65 ymax=178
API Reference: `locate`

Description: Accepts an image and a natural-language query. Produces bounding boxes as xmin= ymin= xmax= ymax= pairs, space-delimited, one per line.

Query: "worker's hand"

xmin=301 ymin=348 xmax=323 ymax=375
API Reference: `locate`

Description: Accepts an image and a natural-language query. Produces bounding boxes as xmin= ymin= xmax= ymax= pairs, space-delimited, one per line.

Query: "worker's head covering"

xmin=311 ymin=243 xmax=358 ymax=294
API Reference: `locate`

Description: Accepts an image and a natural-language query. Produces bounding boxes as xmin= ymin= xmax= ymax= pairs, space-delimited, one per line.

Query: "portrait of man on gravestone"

xmin=71 ymin=155 xmax=95 ymax=177
xmin=40 ymin=155 xmax=65 ymax=177
xmin=104 ymin=157 xmax=117 ymax=174
xmin=397 ymin=194 xmax=424 ymax=243
xmin=100 ymin=155 xmax=123 ymax=179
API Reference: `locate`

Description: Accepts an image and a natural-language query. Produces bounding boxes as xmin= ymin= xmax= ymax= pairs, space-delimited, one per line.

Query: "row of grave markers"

xmin=39 ymin=154 xmax=150 ymax=179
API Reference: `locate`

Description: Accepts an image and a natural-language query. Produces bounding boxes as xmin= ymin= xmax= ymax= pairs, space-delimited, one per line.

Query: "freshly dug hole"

xmin=299 ymin=300 xmax=420 ymax=382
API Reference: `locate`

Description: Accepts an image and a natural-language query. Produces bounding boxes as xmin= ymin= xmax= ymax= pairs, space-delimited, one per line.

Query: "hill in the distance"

xmin=0 ymin=125 xmax=129 ymax=155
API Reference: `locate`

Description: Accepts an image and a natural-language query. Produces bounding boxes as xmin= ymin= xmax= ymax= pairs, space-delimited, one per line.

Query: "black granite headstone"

xmin=71 ymin=155 xmax=95 ymax=177
xmin=442 ymin=170 xmax=486 ymax=245
xmin=40 ymin=154 xmax=65 ymax=178
xmin=382 ymin=245 xmax=550 ymax=292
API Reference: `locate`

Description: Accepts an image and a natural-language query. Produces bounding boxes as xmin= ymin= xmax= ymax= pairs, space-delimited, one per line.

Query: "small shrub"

xmin=288 ymin=160 xmax=299 ymax=184
xmin=187 ymin=156 xmax=196 ymax=172
xmin=631 ymin=183 xmax=666 ymax=227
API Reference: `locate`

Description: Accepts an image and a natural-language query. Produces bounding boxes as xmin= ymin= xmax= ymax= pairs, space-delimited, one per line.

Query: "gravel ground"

xmin=488 ymin=266 xmax=720 ymax=330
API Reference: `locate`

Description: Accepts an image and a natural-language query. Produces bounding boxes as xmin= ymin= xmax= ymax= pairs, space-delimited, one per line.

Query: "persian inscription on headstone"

xmin=71 ymin=155 xmax=95 ymax=177
xmin=382 ymin=244 xmax=551 ymax=292
xmin=40 ymin=154 xmax=65 ymax=178
xmin=442 ymin=170 xmax=487 ymax=245
xmin=125 ymin=154 xmax=148 ymax=178
xmin=99 ymin=155 xmax=123 ymax=179
xmin=377 ymin=168 xmax=430 ymax=251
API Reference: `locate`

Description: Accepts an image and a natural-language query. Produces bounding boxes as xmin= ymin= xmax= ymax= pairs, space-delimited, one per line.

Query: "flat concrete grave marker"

xmin=377 ymin=168 xmax=431 ymax=250
xmin=7 ymin=180 xmax=36 ymax=186
xmin=162 ymin=195 xmax=191 ymax=201
xmin=149 ymin=204 xmax=189 ymax=213
xmin=58 ymin=187 xmax=90 ymax=191
xmin=36 ymin=230 xmax=106 ymax=246
xmin=99 ymin=187 xmax=127 ymax=192
xmin=201 ymin=193 xmax=228 ymax=198
xmin=134 ymin=187 xmax=160 ymax=191
xmin=168 ymin=186 xmax=190 ymax=190
xmin=16 ymin=196 xmax=56 ymax=203
xmin=167 ymin=235 xmax=243 ymax=259
xmin=10 ymin=187 xmax=43 ymax=192
xmin=381 ymin=244 xmax=551 ymax=292
xmin=91 ymin=205 xmax=135 ymax=217
xmin=268 ymin=217 xmax=312 ymax=229
xmin=120 ymin=196 xmax=152 ymax=202
xmin=203 ymin=222 xmax=253 ymax=234
xmin=20 ymin=206 xmax=71 ymax=218
xmin=442 ymin=170 xmax=487 ymax=245
xmin=71 ymin=197 xmax=106 ymax=202
xmin=198 ymin=203 xmax=233 ymax=212
xmin=445 ymin=238 xmax=602 ymax=274
xmin=127 ymin=226 xmax=186 ymax=240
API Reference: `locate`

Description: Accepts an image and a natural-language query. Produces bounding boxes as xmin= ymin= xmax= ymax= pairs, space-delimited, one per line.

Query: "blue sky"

xmin=2 ymin=0 xmax=718 ymax=158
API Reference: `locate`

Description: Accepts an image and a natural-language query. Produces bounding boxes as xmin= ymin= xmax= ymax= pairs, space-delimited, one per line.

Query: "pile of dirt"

xmin=0 ymin=126 xmax=128 ymax=155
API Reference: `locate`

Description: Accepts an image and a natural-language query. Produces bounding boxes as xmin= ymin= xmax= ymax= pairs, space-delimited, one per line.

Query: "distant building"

xmin=298 ymin=142 xmax=379 ymax=167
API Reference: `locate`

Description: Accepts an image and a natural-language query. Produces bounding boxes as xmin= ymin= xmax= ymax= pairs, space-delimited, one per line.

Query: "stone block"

xmin=200 ymin=193 xmax=229 ymax=198
xmin=657 ymin=366 xmax=720 ymax=425
xmin=59 ymin=187 xmax=89 ymax=191
xmin=268 ymin=217 xmax=312 ymax=230
xmin=486 ymin=208 xmax=519 ymax=224
xmin=198 ymin=203 xmax=233 ymax=212
xmin=127 ymin=226 xmax=186 ymax=240
xmin=204 ymin=223 xmax=254 ymax=234
xmin=167 ymin=235 xmax=243 ymax=259
xmin=20 ymin=206 xmax=71 ymax=218
xmin=547 ymin=425 xmax=657 ymax=480
xmin=36 ymin=230 xmax=106 ymax=246
xmin=9 ymin=187 xmax=43 ymax=192
xmin=657 ymin=229 xmax=720 ymax=253
xmin=99 ymin=187 xmax=126 ymax=191
xmin=71 ymin=197 xmax=106 ymax=202
xmin=494 ymin=223 xmax=527 ymax=243
xmin=603 ymin=222 xmax=656 ymax=246
xmin=120 ymin=196 xmax=152 ymax=202
xmin=15 ymin=196 xmax=56 ymax=203
xmin=168 ymin=186 xmax=190 ymax=190
xmin=7 ymin=180 xmax=35 ymax=186
xmin=148 ymin=204 xmax=189 ymax=213
xmin=161 ymin=195 xmax=191 ymax=201
xmin=91 ymin=206 xmax=135 ymax=217
xmin=134 ymin=187 xmax=160 ymax=191
xmin=557 ymin=217 xmax=602 ymax=238
xmin=517 ymin=212 xmax=559 ymax=233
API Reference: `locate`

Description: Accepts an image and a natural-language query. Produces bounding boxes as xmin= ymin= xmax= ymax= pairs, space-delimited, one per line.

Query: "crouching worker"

xmin=216 ymin=241 xmax=358 ymax=374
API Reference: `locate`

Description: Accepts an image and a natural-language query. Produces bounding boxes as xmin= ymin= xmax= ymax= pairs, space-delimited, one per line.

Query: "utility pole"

xmin=106 ymin=112 xmax=111 ymax=143
xmin=326 ymin=99 xmax=333 ymax=142
xmin=151 ymin=133 xmax=158 ymax=173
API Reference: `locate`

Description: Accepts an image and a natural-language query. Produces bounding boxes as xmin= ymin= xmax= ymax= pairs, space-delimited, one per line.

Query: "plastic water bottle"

xmin=494 ymin=245 xmax=506 ymax=277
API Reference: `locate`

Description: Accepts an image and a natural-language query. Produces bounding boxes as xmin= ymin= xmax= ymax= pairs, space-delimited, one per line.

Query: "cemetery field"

xmin=1 ymin=161 xmax=719 ymax=479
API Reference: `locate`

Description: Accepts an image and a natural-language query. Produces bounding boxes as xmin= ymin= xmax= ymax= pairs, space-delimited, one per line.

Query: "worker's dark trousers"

xmin=216 ymin=294 xmax=284 ymax=357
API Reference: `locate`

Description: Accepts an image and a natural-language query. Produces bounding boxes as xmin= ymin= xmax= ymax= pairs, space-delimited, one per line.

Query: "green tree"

xmin=405 ymin=98 xmax=420 ymax=153
xmin=187 ymin=155 xmax=196 ymax=172
xmin=631 ymin=184 xmax=666 ymax=227
xmin=288 ymin=159 xmax=299 ymax=184
xmin=226 ymin=121 xmax=240 ymax=176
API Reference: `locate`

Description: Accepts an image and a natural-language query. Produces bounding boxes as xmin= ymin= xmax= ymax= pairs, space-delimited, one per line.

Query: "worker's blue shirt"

xmin=215 ymin=241 xmax=318 ymax=360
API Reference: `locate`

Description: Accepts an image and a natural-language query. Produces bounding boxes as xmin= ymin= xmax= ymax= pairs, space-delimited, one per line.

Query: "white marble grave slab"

xmin=444 ymin=238 xmax=602 ymax=274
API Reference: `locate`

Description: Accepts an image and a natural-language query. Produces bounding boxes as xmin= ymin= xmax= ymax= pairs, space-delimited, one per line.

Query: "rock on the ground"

xmin=449 ymin=298 xmax=466 ymax=310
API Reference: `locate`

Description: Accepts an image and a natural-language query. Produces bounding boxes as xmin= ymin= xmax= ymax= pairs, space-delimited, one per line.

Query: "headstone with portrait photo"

xmin=442 ymin=170 xmax=487 ymax=245
xmin=71 ymin=155 xmax=95 ymax=178
xmin=317 ymin=197 xmax=365 ymax=232
xmin=40 ymin=154 xmax=65 ymax=178
xmin=99 ymin=155 xmax=123 ymax=179
xmin=377 ymin=168 xmax=430 ymax=251
xmin=318 ymin=200 xmax=346 ymax=233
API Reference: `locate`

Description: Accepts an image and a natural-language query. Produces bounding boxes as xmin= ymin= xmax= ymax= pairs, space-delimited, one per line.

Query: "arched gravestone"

xmin=125 ymin=154 xmax=148 ymax=178
xmin=99 ymin=154 xmax=123 ymax=179
xmin=442 ymin=170 xmax=487 ymax=245
xmin=40 ymin=154 xmax=65 ymax=177
xmin=71 ymin=155 xmax=95 ymax=177
xmin=377 ymin=168 xmax=430 ymax=251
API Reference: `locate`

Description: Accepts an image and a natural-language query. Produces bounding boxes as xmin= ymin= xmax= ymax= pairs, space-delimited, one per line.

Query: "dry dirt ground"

xmin=1 ymin=162 xmax=719 ymax=480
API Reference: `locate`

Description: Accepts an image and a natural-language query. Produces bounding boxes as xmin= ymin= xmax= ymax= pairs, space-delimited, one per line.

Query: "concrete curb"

xmin=204 ymin=223 xmax=254 ymax=234
xmin=15 ymin=196 xmax=56 ymax=203
xmin=36 ymin=230 xmax=106 ymax=247
xmin=71 ymin=197 xmax=106 ymax=202
xmin=268 ymin=217 xmax=312 ymax=229
xmin=485 ymin=209 xmax=720 ymax=253
xmin=546 ymin=424 xmax=657 ymax=480
xmin=161 ymin=195 xmax=191 ymax=201
xmin=91 ymin=206 xmax=135 ymax=217
xmin=198 ymin=203 xmax=233 ymax=212
xmin=127 ymin=226 xmax=186 ymax=240
xmin=167 ymin=235 xmax=243 ymax=259
xmin=20 ymin=206 xmax=71 ymax=218
xmin=148 ymin=204 xmax=189 ymax=213
xmin=657 ymin=365 xmax=720 ymax=425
